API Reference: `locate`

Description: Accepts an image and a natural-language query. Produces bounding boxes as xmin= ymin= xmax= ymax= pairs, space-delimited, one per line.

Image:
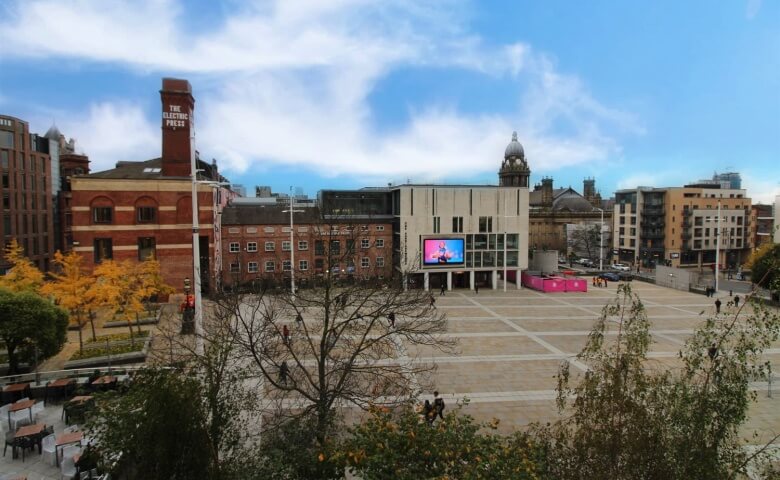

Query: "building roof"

xmin=44 ymin=124 xmax=62 ymax=140
xmin=504 ymin=131 xmax=525 ymax=159
xmin=85 ymin=157 xmax=223 ymax=181
xmin=552 ymin=189 xmax=596 ymax=212
xmin=222 ymin=205 xmax=323 ymax=226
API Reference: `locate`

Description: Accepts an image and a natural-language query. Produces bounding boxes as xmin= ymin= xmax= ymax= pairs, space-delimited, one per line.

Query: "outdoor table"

xmin=46 ymin=378 xmax=76 ymax=403
xmin=7 ymin=400 xmax=36 ymax=428
xmin=70 ymin=395 xmax=94 ymax=404
xmin=55 ymin=431 xmax=83 ymax=466
xmin=2 ymin=383 xmax=30 ymax=403
xmin=13 ymin=423 xmax=45 ymax=459
xmin=91 ymin=375 xmax=116 ymax=385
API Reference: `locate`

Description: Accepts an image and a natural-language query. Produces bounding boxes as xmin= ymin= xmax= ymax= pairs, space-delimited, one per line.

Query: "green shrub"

xmin=70 ymin=341 xmax=145 ymax=361
xmin=85 ymin=331 xmax=150 ymax=345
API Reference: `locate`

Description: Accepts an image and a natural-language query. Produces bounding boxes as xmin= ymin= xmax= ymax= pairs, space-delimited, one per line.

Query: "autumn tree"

xmin=533 ymin=283 xmax=780 ymax=478
xmin=41 ymin=251 xmax=97 ymax=352
xmin=0 ymin=239 xmax=44 ymax=293
xmin=0 ymin=288 xmax=68 ymax=373
xmin=215 ymin=207 xmax=454 ymax=450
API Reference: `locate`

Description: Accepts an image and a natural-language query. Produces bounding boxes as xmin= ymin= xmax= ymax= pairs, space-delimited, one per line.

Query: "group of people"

xmin=705 ymin=286 xmax=717 ymax=297
xmin=592 ymin=276 xmax=609 ymax=288
xmin=420 ymin=391 xmax=446 ymax=425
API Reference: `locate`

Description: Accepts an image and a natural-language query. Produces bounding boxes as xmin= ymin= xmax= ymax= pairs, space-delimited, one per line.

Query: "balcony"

xmin=641 ymin=231 xmax=665 ymax=240
xmin=642 ymin=205 xmax=665 ymax=216
xmin=681 ymin=232 xmax=692 ymax=240
xmin=681 ymin=220 xmax=691 ymax=228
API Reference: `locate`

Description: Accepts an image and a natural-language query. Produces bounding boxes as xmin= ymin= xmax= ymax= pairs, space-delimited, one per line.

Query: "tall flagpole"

xmin=715 ymin=200 xmax=721 ymax=294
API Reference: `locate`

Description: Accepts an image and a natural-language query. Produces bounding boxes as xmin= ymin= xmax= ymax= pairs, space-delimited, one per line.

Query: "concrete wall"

xmin=529 ymin=250 xmax=557 ymax=273
xmin=655 ymin=265 xmax=693 ymax=291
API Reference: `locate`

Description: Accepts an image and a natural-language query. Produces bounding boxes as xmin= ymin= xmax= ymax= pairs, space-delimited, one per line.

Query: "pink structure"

xmin=521 ymin=272 xmax=587 ymax=293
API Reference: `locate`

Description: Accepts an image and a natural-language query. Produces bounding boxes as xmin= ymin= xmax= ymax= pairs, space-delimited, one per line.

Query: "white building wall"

xmin=396 ymin=186 xmax=529 ymax=287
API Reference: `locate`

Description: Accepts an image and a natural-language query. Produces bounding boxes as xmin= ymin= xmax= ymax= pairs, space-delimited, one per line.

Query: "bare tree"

xmin=568 ymin=224 xmax=601 ymax=260
xmin=213 ymin=209 xmax=455 ymax=446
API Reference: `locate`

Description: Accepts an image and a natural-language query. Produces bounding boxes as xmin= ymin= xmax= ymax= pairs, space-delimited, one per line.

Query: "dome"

xmin=553 ymin=192 xmax=595 ymax=212
xmin=44 ymin=124 xmax=62 ymax=140
xmin=504 ymin=131 xmax=524 ymax=159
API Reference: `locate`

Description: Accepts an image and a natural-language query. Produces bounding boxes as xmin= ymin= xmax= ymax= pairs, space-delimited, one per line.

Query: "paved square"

xmin=422 ymin=280 xmax=780 ymax=444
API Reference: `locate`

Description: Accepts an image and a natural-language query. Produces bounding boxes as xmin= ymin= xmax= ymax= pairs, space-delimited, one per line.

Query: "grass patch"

xmin=70 ymin=341 xmax=145 ymax=361
xmin=85 ymin=331 xmax=150 ymax=345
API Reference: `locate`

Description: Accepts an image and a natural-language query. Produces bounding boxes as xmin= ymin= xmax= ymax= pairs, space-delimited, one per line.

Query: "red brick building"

xmin=70 ymin=78 xmax=233 ymax=291
xmin=0 ymin=115 xmax=56 ymax=273
xmin=221 ymin=204 xmax=393 ymax=288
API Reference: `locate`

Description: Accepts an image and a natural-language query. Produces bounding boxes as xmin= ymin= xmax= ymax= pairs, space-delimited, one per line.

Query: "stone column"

xmin=492 ymin=270 xmax=498 ymax=290
xmin=469 ymin=270 xmax=475 ymax=290
xmin=447 ymin=271 xmax=452 ymax=291
xmin=424 ymin=272 xmax=430 ymax=291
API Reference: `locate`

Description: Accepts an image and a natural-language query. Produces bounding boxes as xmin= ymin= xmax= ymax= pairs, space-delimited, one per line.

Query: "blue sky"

xmin=0 ymin=0 xmax=778 ymax=202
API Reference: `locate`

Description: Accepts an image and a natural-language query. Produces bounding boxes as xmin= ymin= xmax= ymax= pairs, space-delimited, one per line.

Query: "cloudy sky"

xmin=1 ymin=0 xmax=778 ymax=202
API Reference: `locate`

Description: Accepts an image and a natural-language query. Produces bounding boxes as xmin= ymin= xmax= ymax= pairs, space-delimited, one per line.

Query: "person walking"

xmin=433 ymin=391 xmax=445 ymax=421
xmin=440 ymin=284 xmax=446 ymax=296
xmin=592 ymin=276 xmax=597 ymax=288
xmin=279 ymin=361 xmax=289 ymax=386
xmin=603 ymin=277 xmax=608 ymax=288
xmin=422 ymin=400 xmax=434 ymax=425
xmin=734 ymin=295 xmax=741 ymax=308
xmin=388 ymin=312 xmax=396 ymax=329
xmin=282 ymin=324 xmax=290 ymax=345
xmin=295 ymin=313 xmax=303 ymax=327
xmin=430 ymin=294 xmax=436 ymax=308
xmin=715 ymin=298 xmax=722 ymax=314
xmin=474 ymin=283 xmax=479 ymax=294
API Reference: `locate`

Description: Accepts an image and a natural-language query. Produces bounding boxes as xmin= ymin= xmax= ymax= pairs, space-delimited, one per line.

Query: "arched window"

xmin=90 ymin=196 xmax=114 ymax=224
xmin=135 ymin=196 xmax=158 ymax=224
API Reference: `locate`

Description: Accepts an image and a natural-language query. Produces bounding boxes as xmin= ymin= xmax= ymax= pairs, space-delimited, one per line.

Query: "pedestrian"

xmin=295 ymin=313 xmax=303 ymax=327
xmin=433 ymin=391 xmax=445 ymax=421
xmin=388 ymin=312 xmax=396 ymax=329
xmin=440 ymin=284 xmax=446 ymax=296
xmin=474 ymin=283 xmax=479 ymax=294
xmin=592 ymin=276 xmax=596 ymax=288
xmin=734 ymin=295 xmax=740 ymax=308
xmin=430 ymin=294 xmax=436 ymax=308
xmin=422 ymin=400 xmax=434 ymax=425
xmin=715 ymin=298 xmax=722 ymax=314
xmin=282 ymin=324 xmax=290 ymax=345
xmin=279 ymin=361 xmax=289 ymax=386
xmin=705 ymin=286 xmax=710 ymax=297
xmin=603 ymin=278 xmax=608 ymax=288
xmin=708 ymin=343 xmax=718 ymax=361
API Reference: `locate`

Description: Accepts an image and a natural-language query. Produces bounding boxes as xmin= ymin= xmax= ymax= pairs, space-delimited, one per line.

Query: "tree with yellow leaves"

xmin=135 ymin=254 xmax=174 ymax=332
xmin=41 ymin=251 xmax=98 ymax=352
xmin=0 ymin=239 xmax=44 ymax=293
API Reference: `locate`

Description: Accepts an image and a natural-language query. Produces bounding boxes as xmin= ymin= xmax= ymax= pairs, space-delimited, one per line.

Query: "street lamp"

xmin=283 ymin=187 xmax=304 ymax=297
xmin=594 ymin=207 xmax=605 ymax=271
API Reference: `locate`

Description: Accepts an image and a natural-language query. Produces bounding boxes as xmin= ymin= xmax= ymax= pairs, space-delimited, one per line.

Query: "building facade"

xmin=70 ymin=78 xmax=233 ymax=291
xmin=749 ymin=203 xmax=774 ymax=251
xmin=0 ymin=115 xmax=56 ymax=273
xmin=613 ymin=185 xmax=752 ymax=269
xmin=220 ymin=204 xmax=394 ymax=288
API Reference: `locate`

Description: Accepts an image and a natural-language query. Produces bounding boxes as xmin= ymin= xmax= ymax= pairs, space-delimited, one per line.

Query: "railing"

xmin=0 ymin=365 xmax=147 ymax=386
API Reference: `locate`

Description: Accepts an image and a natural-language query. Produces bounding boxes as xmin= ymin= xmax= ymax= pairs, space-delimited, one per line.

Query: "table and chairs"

xmin=1 ymin=383 xmax=31 ymax=404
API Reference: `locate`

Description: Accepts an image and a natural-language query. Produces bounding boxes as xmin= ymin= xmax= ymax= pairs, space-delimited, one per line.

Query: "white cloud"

xmin=0 ymin=0 xmax=639 ymax=184
xmin=741 ymin=172 xmax=780 ymax=204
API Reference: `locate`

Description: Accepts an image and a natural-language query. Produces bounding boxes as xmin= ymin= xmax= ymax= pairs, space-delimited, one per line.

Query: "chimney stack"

xmin=160 ymin=78 xmax=194 ymax=177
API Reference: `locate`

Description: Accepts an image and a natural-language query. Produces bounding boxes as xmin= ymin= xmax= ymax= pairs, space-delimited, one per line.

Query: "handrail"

xmin=0 ymin=365 xmax=147 ymax=385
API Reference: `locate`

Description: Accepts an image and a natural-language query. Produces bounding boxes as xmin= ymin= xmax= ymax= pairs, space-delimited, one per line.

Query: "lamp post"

xmin=189 ymin=135 xmax=204 ymax=356
xmin=594 ymin=207 xmax=605 ymax=271
xmin=283 ymin=187 xmax=304 ymax=297
xmin=715 ymin=201 xmax=721 ymax=294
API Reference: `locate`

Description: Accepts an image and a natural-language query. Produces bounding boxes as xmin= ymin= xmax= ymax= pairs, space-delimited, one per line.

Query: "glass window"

xmin=506 ymin=251 xmax=518 ymax=267
xmin=93 ymin=207 xmax=113 ymax=224
xmin=298 ymin=241 xmax=308 ymax=250
xmin=452 ymin=216 xmax=463 ymax=233
xmin=94 ymin=238 xmax=113 ymax=263
xmin=265 ymin=261 xmax=275 ymax=272
xmin=433 ymin=216 xmax=440 ymax=233
xmin=265 ymin=241 xmax=275 ymax=251
xmin=376 ymin=225 xmax=385 ymax=231
xmin=474 ymin=234 xmax=487 ymax=250
xmin=376 ymin=239 xmax=384 ymax=248
xmin=479 ymin=216 xmax=492 ymax=233
xmin=361 ymin=257 xmax=370 ymax=268
xmin=1 ymin=151 xmax=8 ymax=169
xmin=330 ymin=240 xmax=341 ymax=255
xmin=138 ymin=237 xmax=156 ymax=261
xmin=230 ymin=262 xmax=240 ymax=273
xmin=315 ymin=241 xmax=324 ymax=255
xmin=483 ymin=252 xmax=495 ymax=267
xmin=0 ymin=131 xmax=13 ymax=149
xmin=361 ymin=238 xmax=370 ymax=249
xmin=282 ymin=260 xmax=291 ymax=271
xmin=506 ymin=234 xmax=518 ymax=249
xmin=137 ymin=206 xmax=156 ymax=223
xmin=299 ymin=260 xmax=308 ymax=271
xmin=488 ymin=235 xmax=496 ymax=250
xmin=282 ymin=241 xmax=291 ymax=251
xmin=376 ymin=257 xmax=384 ymax=267
xmin=229 ymin=242 xmax=239 ymax=253
xmin=3 ymin=214 xmax=12 ymax=233
xmin=247 ymin=262 xmax=258 ymax=273
xmin=247 ymin=242 xmax=258 ymax=252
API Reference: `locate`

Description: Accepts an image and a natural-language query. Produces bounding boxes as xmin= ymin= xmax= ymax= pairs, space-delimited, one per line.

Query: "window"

xmin=137 ymin=206 xmax=156 ymax=223
xmin=247 ymin=242 xmax=258 ymax=252
xmin=433 ymin=216 xmax=440 ymax=233
xmin=282 ymin=241 xmax=291 ymax=251
xmin=330 ymin=240 xmax=341 ymax=254
xmin=298 ymin=240 xmax=308 ymax=251
xmin=247 ymin=262 xmax=258 ymax=273
xmin=478 ymin=216 xmax=492 ymax=233
xmin=138 ymin=237 xmax=156 ymax=261
xmin=93 ymin=207 xmax=113 ymax=224
xmin=265 ymin=241 xmax=275 ymax=252
xmin=228 ymin=227 xmax=240 ymax=234
xmin=1 ymin=151 xmax=7 ymax=169
xmin=361 ymin=257 xmax=370 ymax=268
xmin=265 ymin=261 xmax=275 ymax=272
xmin=299 ymin=260 xmax=309 ymax=271
xmin=361 ymin=225 xmax=369 ymax=231
xmin=229 ymin=242 xmax=240 ymax=253
xmin=315 ymin=241 xmax=324 ymax=255
xmin=376 ymin=239 xmax=384 ymax=248
xmin=0 ymin=131 xmax=13 ymax=149
xmin=93 ymin=238 xmax=113 ymax=263
xmin=452 ymin=216 xmax=464 ymax=233
xmin=230 ymin=262 xmax=241 ymax=273
xmin=376 ymin=257 xmax=385 ymax=267
xmin=283 ymin=260 xmax=292 ymax=271
xmin=376 ymin=225 xmax=385 ymax=231
xmin=361 ymin=238 xmax=370 ymax=249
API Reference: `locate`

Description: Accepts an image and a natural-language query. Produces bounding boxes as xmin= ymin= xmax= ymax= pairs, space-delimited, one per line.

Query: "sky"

xmin=0 ymin=0 xmax=778 ymax=203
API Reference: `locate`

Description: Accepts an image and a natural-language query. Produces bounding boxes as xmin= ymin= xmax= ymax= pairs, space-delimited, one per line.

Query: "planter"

xmin=103 ymin=313 xmax=160 ymax=329
xmin=64 ymin=334 xmax=152 ymax=370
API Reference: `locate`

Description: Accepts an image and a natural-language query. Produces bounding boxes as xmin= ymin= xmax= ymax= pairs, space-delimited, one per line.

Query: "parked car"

xmin=599 ymin=272 xmax=620 ymax=282
xmin=611 ymin=263 xmax=630 ymax=271
xmin=618 ymin=272 xmax=633 ymax=281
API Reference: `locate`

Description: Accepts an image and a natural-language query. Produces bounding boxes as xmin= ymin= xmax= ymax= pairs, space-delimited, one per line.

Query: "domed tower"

xmin=499 ymin=131 xmax=530 ymax=187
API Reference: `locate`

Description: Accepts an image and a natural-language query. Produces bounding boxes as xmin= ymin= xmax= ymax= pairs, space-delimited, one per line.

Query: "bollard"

xmin=729 ymin=290 xmax=733 ymax=297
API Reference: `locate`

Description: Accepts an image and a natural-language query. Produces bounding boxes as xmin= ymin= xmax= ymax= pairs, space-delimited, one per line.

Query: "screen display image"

xmin=423 ymin=239 xmax=465 ymax=266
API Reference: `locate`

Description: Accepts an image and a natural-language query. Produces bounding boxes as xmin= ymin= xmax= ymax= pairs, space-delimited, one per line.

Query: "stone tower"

xmin=498 ymin=132 xmax=531 ymax=187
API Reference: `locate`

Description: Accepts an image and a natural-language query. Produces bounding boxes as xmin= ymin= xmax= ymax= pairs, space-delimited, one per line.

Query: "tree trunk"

xmin=76 ymin=311 xmax=84 ymax=353
xmin=127 ymin=318 xmax=136 ymax=347
xmin=88 ymin=309 xmax=97 ymax=342
xmin=6 ymin=345 xmax=18 ymax=375
xmin=136 ymin=312 xmax=143 ymax=335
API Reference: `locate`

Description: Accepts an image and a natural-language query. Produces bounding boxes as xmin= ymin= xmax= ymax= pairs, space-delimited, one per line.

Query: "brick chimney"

xmin=541 ymin=177 xmax=553 ymax=207
xmin=160 ymin=78 xmax=194 ymax=177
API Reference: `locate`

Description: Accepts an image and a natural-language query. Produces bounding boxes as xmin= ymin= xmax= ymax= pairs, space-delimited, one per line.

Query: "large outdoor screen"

xmin=423 ymin=238 xmax=465 ymax=266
